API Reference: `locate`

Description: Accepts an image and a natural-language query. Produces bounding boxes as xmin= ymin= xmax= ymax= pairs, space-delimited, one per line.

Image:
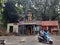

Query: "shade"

xmin=41 ymin=21 xmax=58 ymax=26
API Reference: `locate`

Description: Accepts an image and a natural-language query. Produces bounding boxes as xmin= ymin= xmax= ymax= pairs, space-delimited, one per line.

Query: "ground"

xmin=0 ymin=35 xmax=60 ymax=45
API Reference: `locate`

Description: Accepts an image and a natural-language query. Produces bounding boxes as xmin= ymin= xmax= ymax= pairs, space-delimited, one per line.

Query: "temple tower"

xmin=26 ymin=9 xmax=33 ymax=21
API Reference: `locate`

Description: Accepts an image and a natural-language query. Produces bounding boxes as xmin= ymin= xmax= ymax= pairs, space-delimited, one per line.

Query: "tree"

xmin=30 ymin=0 xmax=60 ymax=21
xmin=3 ymin=1 xmax=19 ymax=23
xmin=0 ymin=0 xmax=4 ymax=23
xmin=45 ymin=0 xmax=59 ymax=20
xmin=3 ymin=0 xmax=60 ymax=22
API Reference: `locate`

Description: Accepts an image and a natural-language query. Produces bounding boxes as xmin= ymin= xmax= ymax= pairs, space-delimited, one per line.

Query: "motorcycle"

xmin=38 ymin=30 xmax=53 ymax=44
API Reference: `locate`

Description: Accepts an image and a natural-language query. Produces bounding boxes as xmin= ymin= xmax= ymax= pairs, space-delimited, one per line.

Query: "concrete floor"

xmin=0 ymin=35 xmax=60 ymax=45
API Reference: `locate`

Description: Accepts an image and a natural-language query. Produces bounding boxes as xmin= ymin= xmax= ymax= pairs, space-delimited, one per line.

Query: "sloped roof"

xmin=18 ymin=21 xmax=36 ymax=25
xmin=18 ymin=21 xmax=58 ymax=26
xmin=41 ymin=21 xmax=58 ymax=26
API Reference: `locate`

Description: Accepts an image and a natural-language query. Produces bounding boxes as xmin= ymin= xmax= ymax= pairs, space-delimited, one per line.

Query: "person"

xmin=39 ymin=27 xmax=46 ymax=41
xmin=44 ymin=30 xmax=51 ymax=41
xmin=39 ymin=28 xmax=44 ymax=36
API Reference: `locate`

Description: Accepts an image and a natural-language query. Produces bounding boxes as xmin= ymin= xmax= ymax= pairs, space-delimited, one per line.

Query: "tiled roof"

xmin=41 ymin=21 xmax=58 ymax=26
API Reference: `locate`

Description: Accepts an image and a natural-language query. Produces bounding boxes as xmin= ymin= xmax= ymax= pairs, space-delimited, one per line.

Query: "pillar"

xmin=7 ymin=24 xmax=10 ymax=33
xmin=13 ymin=25 xmax=18 ymax=33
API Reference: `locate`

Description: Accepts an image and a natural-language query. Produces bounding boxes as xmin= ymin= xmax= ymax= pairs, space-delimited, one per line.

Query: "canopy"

xmin=41 ymin=21 xmax=58 ymax=26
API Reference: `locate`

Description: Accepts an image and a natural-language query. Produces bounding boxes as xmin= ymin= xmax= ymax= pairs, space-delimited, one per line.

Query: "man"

xmin=39 ymin=28 xmax=44 ymax=36
xmin=44 ymin=30 xmax=51 ymax=42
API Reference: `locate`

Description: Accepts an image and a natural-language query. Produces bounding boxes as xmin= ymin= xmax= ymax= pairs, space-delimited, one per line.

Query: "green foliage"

xmin=16 ymin=5 xmax=24 ymax=15
xmin=0 ymin=0 xmax=4 ymax=23
xmin=0 ymin=0 xmax=4 ymax=12
xmin=3 ymin=0 xmax=24 ymax=24
xmin=1 ymin=0 xmax=60 ymax=25
xmin=45 ymin=0 xmax=59 ymax=20
xmin=3 ymin=1 xmax=19 ymax=23
xmin=29 ymin=0 xmax=60 ymax=21
xmin=0 ymin=0 xmax=4 ymax=4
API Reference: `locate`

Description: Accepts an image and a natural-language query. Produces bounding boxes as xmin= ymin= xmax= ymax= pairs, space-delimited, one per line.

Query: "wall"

xmin=7 ymin=23 xmax=18 ymax=33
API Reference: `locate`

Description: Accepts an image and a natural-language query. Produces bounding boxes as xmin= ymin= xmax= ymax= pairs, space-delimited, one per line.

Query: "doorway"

xmin=9 ymin=26 xmax=13 ymax=33
xmin=26 ymin=25 xmax=33 ymax=35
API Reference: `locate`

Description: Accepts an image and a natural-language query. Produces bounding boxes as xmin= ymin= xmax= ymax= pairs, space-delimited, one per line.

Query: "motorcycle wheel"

xmin=49 ymin=41 xmax=53 ymax=44
xmin=38 ymin=37 xmax=43 ymax=42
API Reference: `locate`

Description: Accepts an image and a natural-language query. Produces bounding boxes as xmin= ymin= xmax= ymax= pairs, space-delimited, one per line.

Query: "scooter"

xmin=38 ymin=31 xmax=53 ymax=44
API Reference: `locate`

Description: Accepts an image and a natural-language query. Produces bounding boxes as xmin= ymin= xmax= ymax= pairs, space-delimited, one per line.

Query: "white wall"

xmin=7 ymin=23 xmax=18 ymax=33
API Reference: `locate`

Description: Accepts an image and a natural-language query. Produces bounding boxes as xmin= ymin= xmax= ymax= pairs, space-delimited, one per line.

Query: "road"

xmin=0 ymin=35 xmax=60 ymax=45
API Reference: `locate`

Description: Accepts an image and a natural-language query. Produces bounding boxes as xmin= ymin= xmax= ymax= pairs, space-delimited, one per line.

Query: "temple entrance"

xmin=18 ymin=25 xmax=33 ymax=35
xmin=18 ymin=25 xmax=39 ymax=35
xmin=26 ymin=25 xmax=33 ymax=35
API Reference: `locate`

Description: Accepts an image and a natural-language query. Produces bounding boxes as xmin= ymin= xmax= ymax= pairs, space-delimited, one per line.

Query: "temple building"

xmin=7 ymin=9 xmax=59 ymax=35
xmin=7 ymin=9 xmax=41 ymax=35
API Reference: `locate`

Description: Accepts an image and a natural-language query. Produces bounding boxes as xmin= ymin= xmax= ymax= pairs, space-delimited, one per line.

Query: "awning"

xmin=18 ymin=21 xmax=58 ymax=26
xmin=41 ymin=21 xmax=58 ymax=26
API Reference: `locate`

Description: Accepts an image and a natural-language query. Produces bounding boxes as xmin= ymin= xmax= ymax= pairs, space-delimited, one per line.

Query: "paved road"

xmin=0 ymin=35 xmax=60 ymax=45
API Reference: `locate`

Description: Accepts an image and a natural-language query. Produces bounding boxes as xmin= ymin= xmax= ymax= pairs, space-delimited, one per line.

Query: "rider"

xmin=44 ymin=29 xmax=51 ymax=43
xmin=39 ymin=27 xmax=51 ymax=42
